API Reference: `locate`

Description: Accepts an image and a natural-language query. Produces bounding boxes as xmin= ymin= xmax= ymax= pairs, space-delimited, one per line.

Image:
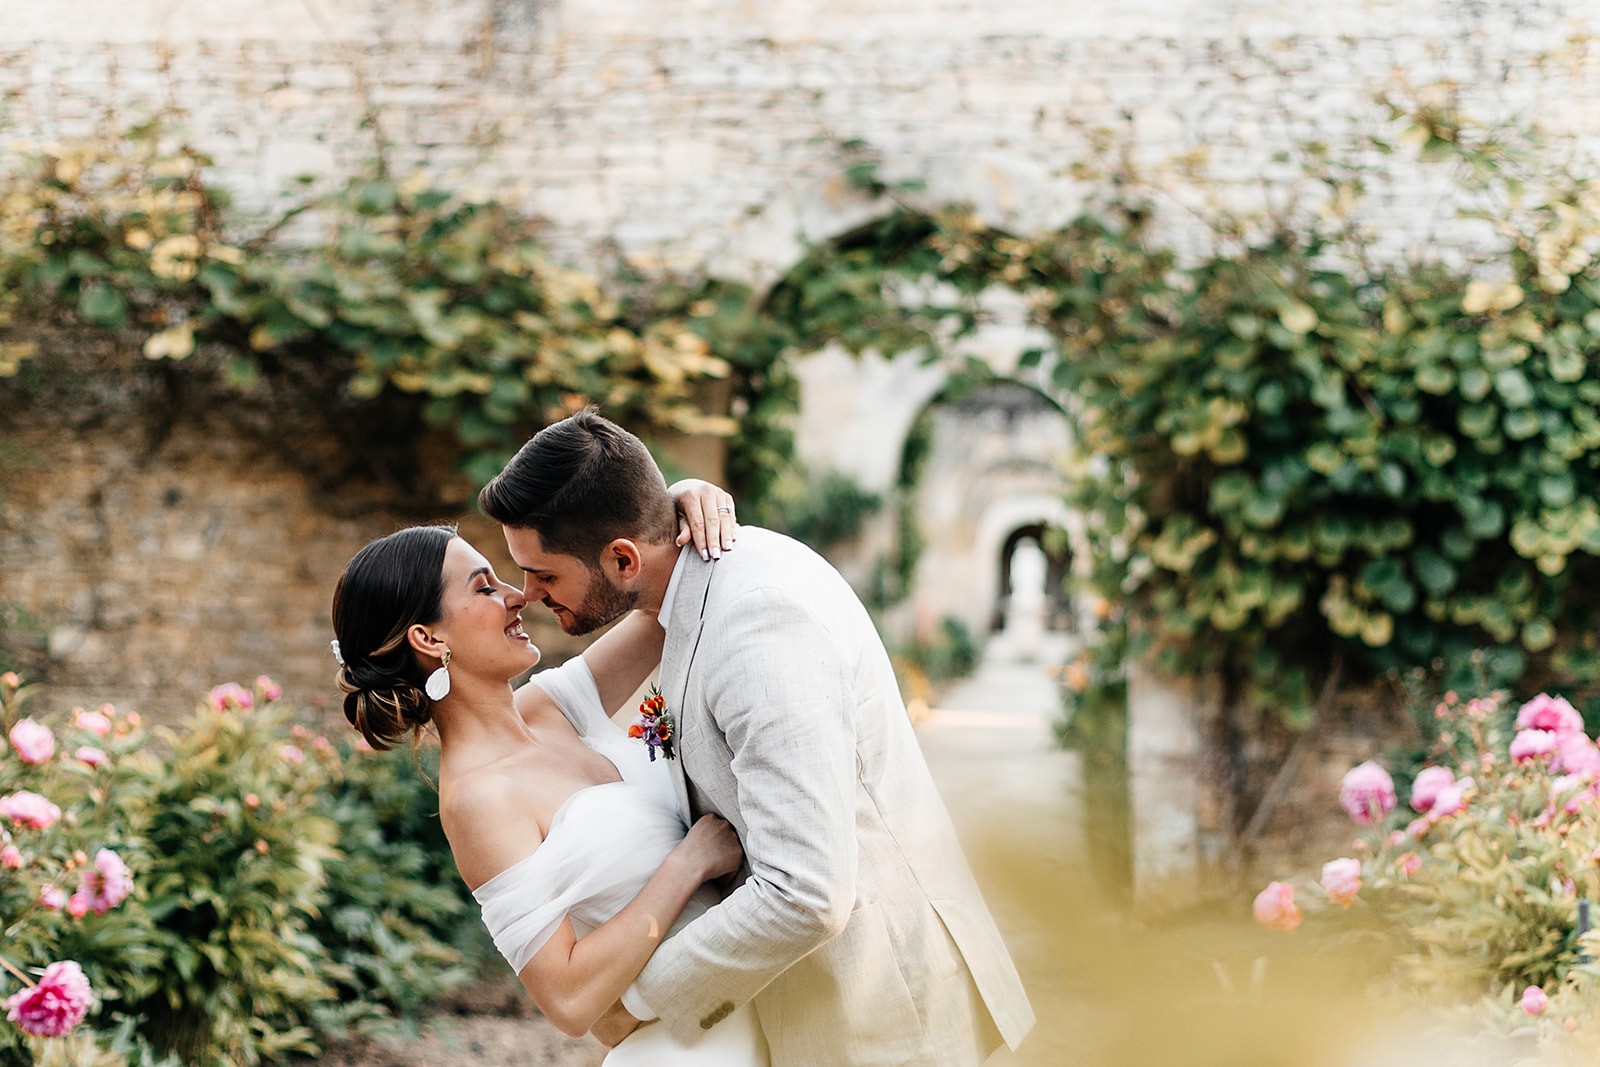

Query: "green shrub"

xmin=309 ymin=744 xmax=484 ymax=1037
xmin=0 ymin=673 xmax=481 ymax=1065
xmin=1253 ymin=683 xmax=1600 ymax=1051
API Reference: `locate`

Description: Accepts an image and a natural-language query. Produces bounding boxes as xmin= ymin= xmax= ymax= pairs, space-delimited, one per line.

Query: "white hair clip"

xmin=330 ymin=639 xmax=346 ymax=667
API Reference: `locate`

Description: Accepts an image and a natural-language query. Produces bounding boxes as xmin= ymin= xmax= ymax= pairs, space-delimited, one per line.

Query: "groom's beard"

xmin=549 ymin=568 xmax=638 ymax=636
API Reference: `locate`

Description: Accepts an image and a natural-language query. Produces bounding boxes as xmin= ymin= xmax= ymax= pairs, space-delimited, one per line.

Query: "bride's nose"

xmin=504 ymin=583 xmax=528 ymax=610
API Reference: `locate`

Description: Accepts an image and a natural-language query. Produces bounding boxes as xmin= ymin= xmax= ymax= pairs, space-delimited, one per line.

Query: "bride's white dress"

xmin=471 ymin=657 xmax=769 ymax=1066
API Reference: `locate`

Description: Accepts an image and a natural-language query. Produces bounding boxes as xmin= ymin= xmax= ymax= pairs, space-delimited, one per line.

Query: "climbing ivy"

xmin=8 ymin=100 xmax=1600 ymax=757
xmin=0 ymin=121 xmax=788 ymax=502
xmin=747 ymin=102 xmax=1600 ymax=744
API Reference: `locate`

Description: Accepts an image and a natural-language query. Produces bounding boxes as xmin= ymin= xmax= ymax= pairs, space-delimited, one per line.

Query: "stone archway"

xmin=993 ymin=522 xmax=1073 ymax=636
xmin=897 ymin=381 xmax=1080 ymax=651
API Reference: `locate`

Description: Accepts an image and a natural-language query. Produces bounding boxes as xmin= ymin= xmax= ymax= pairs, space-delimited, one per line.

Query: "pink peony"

xmin=0 ymin=791 xmax=62 ymax=830
xmin=3 ymin=961 xmax=93 ymax=1037
xmin=65 ymin=892 xmax=89 ymax=920
xmin=207 ymin=683 xmax=253 ymax=712
xmin=1410 ymin=766 xmax=1456 ymax=812
xmin=1430 ymin=780 xmax=1471 ymax=819
xmin=1 ymin=845 xmax=22 ymax=869
xmin=1398 ymin=851 xmax=1422 ymax=876
xmin=1516 ymin=694 xmax=1584 ymax=735
xmin=38 ymin=885 xmax=66 ymax=910
xmin=1556 ymin=734 xmax=1600 ymax=777
xmin=255 ymin=675 xmax=283 ymax=702
xmin=1320 ymin=857 xmax=1362 ymax=907
xmin=1510 ymin=729 xmax=1560 ymax=764
xmin=79 ymin=849 xmax=132 ymax=914
xmin=7 ymin=720 xmax=55 ymax=764
xmin=1339 ymin=761 xmax=1397 ymax=825
xmin=278 ymin=744 xmax=304 ymax=764
xmin=72 ymin=708 xmax=112 ymax=738
xmin=1253 ymin=881 xmax=1302 ymax=932
xmin=74 ymin=746 xmax=108 ymax=768
xmin=1521 ymin=985 xmax=1549 ymax=1016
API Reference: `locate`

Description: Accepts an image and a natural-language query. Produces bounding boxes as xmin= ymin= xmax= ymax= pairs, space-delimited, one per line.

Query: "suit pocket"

xmin=762 ymin=901 xmax=921 ymax=1066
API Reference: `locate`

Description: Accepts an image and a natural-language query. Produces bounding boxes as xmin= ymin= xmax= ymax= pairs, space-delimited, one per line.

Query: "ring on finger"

xmin=716 ymin=506 xmax=734 ymax=514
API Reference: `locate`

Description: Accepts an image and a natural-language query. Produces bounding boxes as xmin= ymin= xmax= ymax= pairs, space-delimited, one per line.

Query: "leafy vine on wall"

xmin=7 ymin=97 xmax=1600 ymax=783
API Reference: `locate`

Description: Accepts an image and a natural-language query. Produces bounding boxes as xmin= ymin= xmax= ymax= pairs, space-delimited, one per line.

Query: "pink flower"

xmin=1252 ymin=881 xmax=1302 ymax=932
xmin=1521 ymin=985 xmax=1549 ymax=1016
xmin=1551 ymin=774 xmax=1595 ymax=815
xmin=65 ymin=892 xmax=90 ymax=920
xmin=1510 ymin=729 xmax=1560 ymax=764
xmin=74 ymin=746 xmax=108 ymax=768
xmin=255 ymin=675 xmax=283 ymax=702
xmin=38 ymin=886 xmax=66 ymax=910
xmin=79 ymin=849 xmax=132 ymax=914
xmin=207 ymin=683 xmax=253 ymax=712
xmin=0 ymin=791 xmax=62 ymax=830
xmin=278 ymin=744 xmax=304 ymax=764
xmin=1410 ymin=766 xmax=1456 ymax=812
xmin=1430 ymin=780 xmax=1471 ymax=819
xmin=1556 ymin=734 xmax=1600 ymax=777
xmin=1516 ymin=694 xmax=1584 ymax=735
xmin=72 ymin=708 xmax=112 ymax=738
xmin=243 ymin=793 xmax=260 ymax=810
xmin=1339 ymin=761 xmax=1396 ymax=825
xmin=0 ymin=672 xmax=19 ymax=688
xmin=3 ymin=960 xmax=93 ymax=1037
xmin=7 ymin=720 xmax=55 ymax=764
xmin=1 ymin=845 xmax=23 ymax=869
xmin=1320 ymin=857 xmax=1362 ymax=907
xmin=1398 ymin=851 xmax=1422 ymax=876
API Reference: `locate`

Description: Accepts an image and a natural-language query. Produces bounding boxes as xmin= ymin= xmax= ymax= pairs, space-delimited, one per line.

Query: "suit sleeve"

xmin=633 ymin=586 xmax=858 ymax=1041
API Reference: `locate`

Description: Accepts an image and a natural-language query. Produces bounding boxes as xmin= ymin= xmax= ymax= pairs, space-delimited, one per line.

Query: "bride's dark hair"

xmin=331 ymin=525 xmax=456 ymax=751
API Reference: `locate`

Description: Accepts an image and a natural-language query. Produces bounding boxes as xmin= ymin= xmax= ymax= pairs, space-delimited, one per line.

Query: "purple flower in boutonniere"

xmin=628 ymin=685 xmax=676 ymax=761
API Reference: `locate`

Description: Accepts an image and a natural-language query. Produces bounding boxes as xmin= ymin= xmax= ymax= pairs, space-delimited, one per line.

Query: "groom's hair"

xmin=478 ymin=408 xmax=677 ymax=561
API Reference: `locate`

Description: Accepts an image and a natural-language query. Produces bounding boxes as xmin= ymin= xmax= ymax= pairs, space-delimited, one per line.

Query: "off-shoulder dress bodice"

xmin=468 ymin=656 xmax=765 ymax=1065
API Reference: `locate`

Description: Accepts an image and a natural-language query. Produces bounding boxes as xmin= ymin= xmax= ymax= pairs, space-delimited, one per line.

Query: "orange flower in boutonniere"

xmin=629 ymin=685 xmax=675 ymax=761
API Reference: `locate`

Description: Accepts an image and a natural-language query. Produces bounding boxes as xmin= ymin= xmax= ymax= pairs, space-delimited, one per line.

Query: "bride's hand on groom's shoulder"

xmin=676 ymin=813 xmax=744 ymax=882
xmin=668 ymin=478 xmax=738 ymax=560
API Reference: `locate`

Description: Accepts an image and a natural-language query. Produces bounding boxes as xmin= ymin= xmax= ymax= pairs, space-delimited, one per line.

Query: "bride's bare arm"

xmin=580 ymin=611 xmax=667 ymax=714
xmin=448 ymin=785 xmax=743 ymax=1039
xmin=576 ymin=478 xmax=736 ymax=713
xmin=518 ymin=814 xmax=740 ymax=1037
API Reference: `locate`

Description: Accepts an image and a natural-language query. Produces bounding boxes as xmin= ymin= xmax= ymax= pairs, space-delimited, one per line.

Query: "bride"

xmin=329 ymin=484 xmax=768 ymax=1065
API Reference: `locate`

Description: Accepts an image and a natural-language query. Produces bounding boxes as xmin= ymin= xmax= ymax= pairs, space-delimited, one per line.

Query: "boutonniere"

xmin=629 ymin=685 xmax=676 ymax=761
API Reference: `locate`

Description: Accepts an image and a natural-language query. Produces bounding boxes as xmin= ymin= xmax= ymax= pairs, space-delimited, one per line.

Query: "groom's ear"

xmin=603 ymin=538 xmax=644 ymax=581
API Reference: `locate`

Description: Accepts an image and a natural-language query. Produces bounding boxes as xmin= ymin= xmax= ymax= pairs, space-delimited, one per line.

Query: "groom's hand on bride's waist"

xmin=591 ymin=1000 xmax=641 ymax=1047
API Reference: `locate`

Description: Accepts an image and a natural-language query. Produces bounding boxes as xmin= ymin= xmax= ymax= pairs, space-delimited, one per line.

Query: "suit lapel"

xmin=660 ymin=555 xmax=714 ymax=822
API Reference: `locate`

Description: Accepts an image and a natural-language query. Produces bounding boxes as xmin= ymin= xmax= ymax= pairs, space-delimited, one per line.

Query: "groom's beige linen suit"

xmin=635 ymin=526 xmax=1034 ymax=1065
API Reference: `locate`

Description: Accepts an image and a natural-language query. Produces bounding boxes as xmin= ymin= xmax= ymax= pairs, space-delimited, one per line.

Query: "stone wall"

xmin=3 ymin=0 xmax=1595 ymax=286
xmin=0 ymin=332 xmax=593 ymax=723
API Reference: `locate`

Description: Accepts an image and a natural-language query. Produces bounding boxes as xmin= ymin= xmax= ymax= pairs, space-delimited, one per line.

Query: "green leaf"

xmin=78 ymin=283 xmax=128 ymax=326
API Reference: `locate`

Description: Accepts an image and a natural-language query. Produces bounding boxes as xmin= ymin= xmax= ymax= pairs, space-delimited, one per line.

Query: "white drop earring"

xmin=425 ymin=647 xmax=452 ymax=701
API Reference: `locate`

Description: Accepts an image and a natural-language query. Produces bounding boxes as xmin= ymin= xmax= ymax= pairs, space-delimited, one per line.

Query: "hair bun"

xmin=340 ymin=677 xmax=433 ymax=752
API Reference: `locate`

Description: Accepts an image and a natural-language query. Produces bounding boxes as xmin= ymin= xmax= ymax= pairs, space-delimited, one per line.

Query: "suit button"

xmin=699 ymin=1001 xmax=734 ymax=1029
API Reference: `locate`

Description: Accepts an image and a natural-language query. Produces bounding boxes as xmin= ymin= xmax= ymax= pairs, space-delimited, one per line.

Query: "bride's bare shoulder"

xmin=440 ymin=769 xmax=545 ymax=891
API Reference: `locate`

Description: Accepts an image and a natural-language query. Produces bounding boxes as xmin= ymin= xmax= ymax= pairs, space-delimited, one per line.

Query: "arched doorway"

xmin=992 ymin=523 xmax=1073 ymax=635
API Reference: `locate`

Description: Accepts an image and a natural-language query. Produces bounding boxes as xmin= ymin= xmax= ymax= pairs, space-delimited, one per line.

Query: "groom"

xmin=479 ymin=409 xmax=1033 ymax=1065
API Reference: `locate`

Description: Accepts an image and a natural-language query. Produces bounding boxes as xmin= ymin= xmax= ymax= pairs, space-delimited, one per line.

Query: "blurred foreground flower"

xmin=7 ymin=720 xmax=54 ymax=764
xmin=0 ymin=791 xmax=61 ymax=830
xmin=1252 ymin=881 xmax=1302 ymax=932
xmin=1338 ymin=761 xmax=1395 ymax=825
xmin=4 ymin=960 xmax=94 ymax=1037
